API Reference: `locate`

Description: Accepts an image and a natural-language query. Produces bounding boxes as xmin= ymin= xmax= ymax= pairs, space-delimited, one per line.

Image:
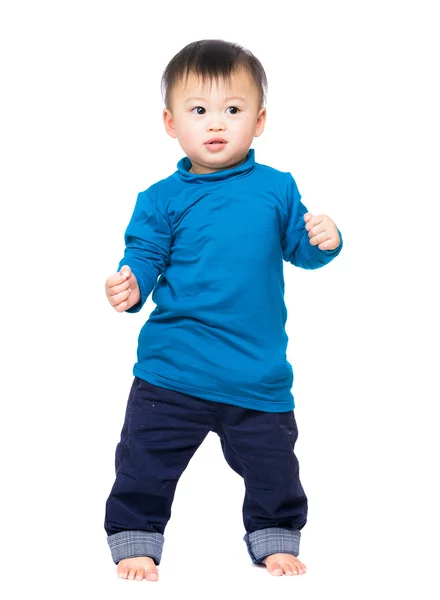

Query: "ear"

xmin=254 ymin=107 xmax=267 ymax=138
xmin=163 ymin=108 xmax=177 ymax=139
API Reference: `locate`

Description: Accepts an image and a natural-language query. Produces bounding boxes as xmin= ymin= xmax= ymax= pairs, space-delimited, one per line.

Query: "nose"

xmin=207 ymin=114 xmax=225 ymax=131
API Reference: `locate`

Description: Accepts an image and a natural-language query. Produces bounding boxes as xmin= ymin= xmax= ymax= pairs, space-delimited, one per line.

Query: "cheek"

xmin=236 ymin=116 xmax=256 ymax=132
xmin=185 ymin=123 xmax=203 ymax=141
xmin=177 ymin=127 xmax=199 ymax=151
xmin=236 ymin=120 xmax=255 ymax=140
xmin=181 ymin=129 xmax=197 ymax=145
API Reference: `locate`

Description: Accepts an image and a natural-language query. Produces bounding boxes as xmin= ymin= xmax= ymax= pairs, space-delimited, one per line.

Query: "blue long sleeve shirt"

xmin=117 ymin=148 xmax=343 ymax=412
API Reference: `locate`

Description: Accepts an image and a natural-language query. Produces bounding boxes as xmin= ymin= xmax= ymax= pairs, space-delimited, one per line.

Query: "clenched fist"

xmin=105 ymin=265 xmax=141 ymax=312
xmin=304 ymin=213 xmax=340 ymax=251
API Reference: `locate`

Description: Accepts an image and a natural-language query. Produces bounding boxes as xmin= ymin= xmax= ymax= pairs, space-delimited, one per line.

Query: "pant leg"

xmin=217 ymin=406 xmax=308 ymax=563
xmin=104 ymin=377 xmax=210 ymax=564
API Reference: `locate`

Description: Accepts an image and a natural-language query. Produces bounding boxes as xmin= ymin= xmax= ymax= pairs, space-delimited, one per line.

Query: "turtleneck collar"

xmin=175 ymin=148 xmax=255 ymax=184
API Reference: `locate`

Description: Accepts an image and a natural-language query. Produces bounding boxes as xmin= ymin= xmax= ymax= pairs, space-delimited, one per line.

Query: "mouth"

xmin=205 ymin=138 xmax=227 ymax=145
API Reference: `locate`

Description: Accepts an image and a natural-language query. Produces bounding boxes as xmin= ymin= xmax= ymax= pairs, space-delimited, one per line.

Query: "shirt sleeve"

xmin=281 ymin=173 xmax=343 ymax=269
xmin=117 ymin=191 xmax=172 ymax=313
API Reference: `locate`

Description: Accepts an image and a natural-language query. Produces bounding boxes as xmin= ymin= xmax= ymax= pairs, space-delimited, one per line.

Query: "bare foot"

xmin=117 ymin=556 xmax=159 ymax=582
xmin=262 ymin=553 xmax=307 ymax=576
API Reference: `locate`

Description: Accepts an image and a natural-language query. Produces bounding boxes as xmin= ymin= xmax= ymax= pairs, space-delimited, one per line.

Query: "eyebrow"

xmin=184 ymin=96 xmax=246 ymax=104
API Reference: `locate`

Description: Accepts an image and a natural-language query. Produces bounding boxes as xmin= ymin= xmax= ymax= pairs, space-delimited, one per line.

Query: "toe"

xmin=135 ymin=570 xmax=144 ymax=581
xmin=127 ymin=568 xmax=136 ymax=580
xmin=290 ymin=562 xmax=300 ymax=575
xmin=292 ymin=559 xmax=306 ymax=575
xmin=270 ymin=562 xmax=284 ymax=576
xmin=297 ymin=560 xmax=307 ymax=575
xmin=117 ymin=567 xmax=129 ymax=579
xmin=282 ymin=561 xmax=296 ymax=576
xmin=146 ymin=569 xmax=159 ymax=581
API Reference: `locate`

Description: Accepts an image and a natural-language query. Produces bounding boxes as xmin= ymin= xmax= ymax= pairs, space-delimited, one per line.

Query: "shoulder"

xmin=136 ymin=170 xmax=182 ymax=217
xmin=254 ymin=160 xmax=286 ymax=179
xmin=141 ymin=170 xmax=178 ymax=199
xmin=254 ymin=159 xmax=297 ymax=185
xmin=253 ymin=160 xmax=300 ymax=201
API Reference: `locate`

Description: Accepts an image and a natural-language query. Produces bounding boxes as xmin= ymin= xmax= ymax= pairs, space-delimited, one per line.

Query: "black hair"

xmin=161 ymin=39 xmax=268 ymax=109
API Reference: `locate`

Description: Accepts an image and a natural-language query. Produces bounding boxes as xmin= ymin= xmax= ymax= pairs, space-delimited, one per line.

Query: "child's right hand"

xmin=105 ymin=265 xmax=141 ymax=312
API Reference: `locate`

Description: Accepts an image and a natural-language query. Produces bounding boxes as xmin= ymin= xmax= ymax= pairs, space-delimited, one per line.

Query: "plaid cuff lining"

xmin=107 ymin=530 xmax=164 ymax=565
xmin=244 ymin=527 xmax=301 ymax=564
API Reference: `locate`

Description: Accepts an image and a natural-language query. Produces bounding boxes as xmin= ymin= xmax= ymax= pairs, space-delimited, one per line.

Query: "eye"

xmin=227 ymin=106 xmax=240 ymax=114
xmin=191 ymin=106 xmax=205 ymax=115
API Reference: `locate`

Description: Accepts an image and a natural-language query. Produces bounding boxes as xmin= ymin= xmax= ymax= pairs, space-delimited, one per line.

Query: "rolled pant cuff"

xmin=107 ymin=530 xmax=164 ymax=565
xmin=244 ymin=527 xmax=301 ymax=564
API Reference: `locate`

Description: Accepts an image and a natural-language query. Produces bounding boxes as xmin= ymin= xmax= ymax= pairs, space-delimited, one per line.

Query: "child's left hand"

xmin=304 ymin=213 xmax=340 ymax=250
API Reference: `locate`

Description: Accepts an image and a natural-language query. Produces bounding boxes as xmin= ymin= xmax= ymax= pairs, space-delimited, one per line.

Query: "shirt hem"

xmin=133 ymin=366 xmax=294 ymax=413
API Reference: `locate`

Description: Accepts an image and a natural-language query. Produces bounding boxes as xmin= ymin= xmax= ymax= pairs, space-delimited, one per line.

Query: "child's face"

xmin=163 ymin=68 xmax=266 ymax=174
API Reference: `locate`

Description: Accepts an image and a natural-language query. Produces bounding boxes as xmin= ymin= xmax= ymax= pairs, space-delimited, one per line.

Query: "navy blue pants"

xmin=104 ymin=377 xmax=307 ymax=564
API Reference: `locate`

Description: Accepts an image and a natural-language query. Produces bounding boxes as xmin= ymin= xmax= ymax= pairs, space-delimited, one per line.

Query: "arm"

xmin=117 ymin=191 xmax=171 ymax=313
xmin=281 ymin=174 xmax=343 ymax=269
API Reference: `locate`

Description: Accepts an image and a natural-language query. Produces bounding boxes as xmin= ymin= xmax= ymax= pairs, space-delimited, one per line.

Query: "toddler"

xmin=104 ymin=39 xmax=343 ymax=582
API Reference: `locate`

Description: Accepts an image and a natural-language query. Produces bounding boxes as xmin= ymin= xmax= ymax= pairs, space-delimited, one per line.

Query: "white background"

xmin=1 ymin=0 xmax=439 ymax=598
